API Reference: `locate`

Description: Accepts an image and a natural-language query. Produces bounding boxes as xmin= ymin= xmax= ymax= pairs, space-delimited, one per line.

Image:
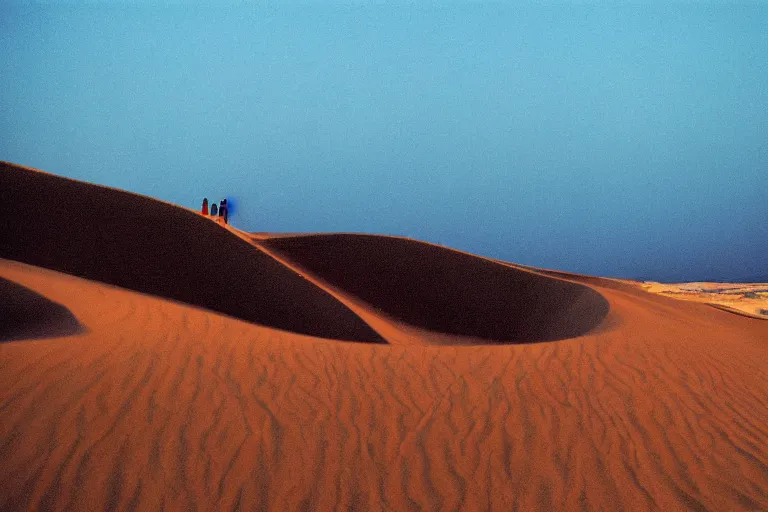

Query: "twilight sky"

xmin=2 ymin=2 xmax=766 ymax=282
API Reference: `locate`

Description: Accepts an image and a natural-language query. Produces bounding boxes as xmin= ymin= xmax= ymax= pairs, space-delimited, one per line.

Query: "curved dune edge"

xmin=240 ymin=228 xmax=615 ymax=345
xmin=0 ymin=161 xmax=384 ymax=343
xmin=258 ymin=233 xmax=611 ymax=343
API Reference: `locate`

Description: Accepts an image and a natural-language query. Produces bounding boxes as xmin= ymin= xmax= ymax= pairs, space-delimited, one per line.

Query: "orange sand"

xmin=1 ymin=161 xmax=767 ymax=510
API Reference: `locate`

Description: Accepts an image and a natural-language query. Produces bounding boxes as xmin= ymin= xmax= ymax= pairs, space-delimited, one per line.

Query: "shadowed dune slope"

xmin=0 ymin=277 xmax=86 ymax=342
xmin=0 ymin=162 xmax=383 ymax=342
xmin=261 ymin=234 xmax=610 ymax=342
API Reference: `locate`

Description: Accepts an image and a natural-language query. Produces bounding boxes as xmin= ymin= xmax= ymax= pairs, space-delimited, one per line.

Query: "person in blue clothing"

xmin=211 ymin=203 xmax=218 ymax=216
xmin=220 ymin=199 xmax=228 ymax=224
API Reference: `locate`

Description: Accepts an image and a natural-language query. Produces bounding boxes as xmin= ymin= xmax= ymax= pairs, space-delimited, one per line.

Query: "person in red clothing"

xmin=201 ymin=198 xmax=209 ymax=215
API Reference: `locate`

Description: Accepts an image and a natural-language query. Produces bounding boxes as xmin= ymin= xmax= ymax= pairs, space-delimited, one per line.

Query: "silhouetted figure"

xmin=220 ymin=199 xmax=228 ymax=224
xmin=201 ymin=198 xmax=209 ymax=215
xmin=211 ymin=203 xmax=218 ymax=216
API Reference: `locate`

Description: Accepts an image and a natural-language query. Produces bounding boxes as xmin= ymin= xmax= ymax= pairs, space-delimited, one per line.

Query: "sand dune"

xmin=260 ymin=234 xmax=609 ymax=343
xmin=0 ymin=162 xmax=382 ymax=343
xmin=1 ymin=162 xmax=768 ymax=511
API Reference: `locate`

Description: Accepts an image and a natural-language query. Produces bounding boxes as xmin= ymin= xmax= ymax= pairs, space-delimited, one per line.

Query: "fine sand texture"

xmin=2 ymin=162 xmax=768 ymax=511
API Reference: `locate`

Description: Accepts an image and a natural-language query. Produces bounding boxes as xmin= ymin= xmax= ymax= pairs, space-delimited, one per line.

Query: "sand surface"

xmin=2 ymin=162 xmax=768 ymax=511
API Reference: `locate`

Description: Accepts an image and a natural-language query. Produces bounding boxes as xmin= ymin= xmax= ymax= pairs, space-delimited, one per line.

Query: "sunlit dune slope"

xmin=0 ymin=162 xmax=383 ymax=342
xmin=261 ymin=234 xmax=609 ymax=342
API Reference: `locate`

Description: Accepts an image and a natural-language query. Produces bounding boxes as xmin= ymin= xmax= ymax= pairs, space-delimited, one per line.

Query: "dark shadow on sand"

xmin=263 ymin=234 xmax=611 ymax=344
xmin=0 ymin=277 xmax=87 ymax=342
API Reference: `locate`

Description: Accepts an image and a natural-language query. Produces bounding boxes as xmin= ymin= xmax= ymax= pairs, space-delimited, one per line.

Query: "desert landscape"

xmin=1 ymin=161 xmax=767 ymax=511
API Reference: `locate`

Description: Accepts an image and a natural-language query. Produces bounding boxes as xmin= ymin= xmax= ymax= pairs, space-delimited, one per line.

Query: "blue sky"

xmin=2 ymin=2 xmax=766 ymax=281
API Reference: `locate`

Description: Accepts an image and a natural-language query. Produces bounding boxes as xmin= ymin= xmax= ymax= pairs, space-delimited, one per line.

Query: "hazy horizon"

xmin=2 ymin=2 xmax=766 ymax=282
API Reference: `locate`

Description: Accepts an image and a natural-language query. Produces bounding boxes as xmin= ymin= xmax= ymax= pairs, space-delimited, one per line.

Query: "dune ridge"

xmin=1 ymin=162 xmax=767 ymax=510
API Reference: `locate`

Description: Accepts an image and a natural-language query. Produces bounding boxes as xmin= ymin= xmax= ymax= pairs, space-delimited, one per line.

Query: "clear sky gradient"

xmin=2 ymin=2 xmax=766 ymax=282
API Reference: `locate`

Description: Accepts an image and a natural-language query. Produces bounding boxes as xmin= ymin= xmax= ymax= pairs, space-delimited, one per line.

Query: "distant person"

xmin=211 ymin=203 xmax=218 ymax=216
xmin=221 ymin=199 xmax=228 ymax=224
xmin=201 ymin=198 xmax=209 ymax=215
